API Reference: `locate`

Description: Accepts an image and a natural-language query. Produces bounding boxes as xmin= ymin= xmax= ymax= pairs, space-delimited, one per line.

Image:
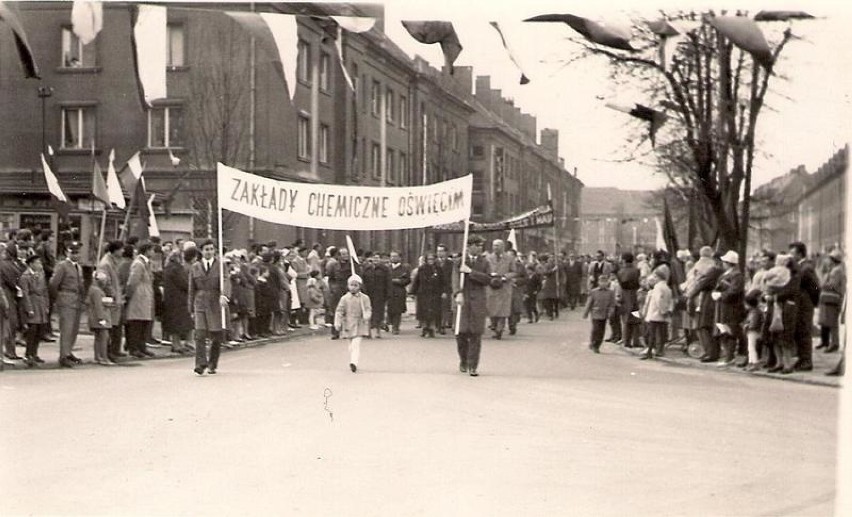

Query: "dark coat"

xmin=538 ymin=262 xmax=559 ymax=300
xmin=435 ymin=258 xmax=454 ymax=296
xmin=765 ymin=270 xmax=801 ymax=343
xmin=412 ymin=262 xmax=442 ymax=322
xmin=617 ymin=264 xmax=641 ymax=315
xmin=564 ymin=260 xmax=583 ymax=296
xmin=188 ymin=258 xmax=230 ymax=331
xmin=325 ymin=257 xmax=348 ymax=316
xmin=452 ymin=254 xmax=491 ymax=334
xmin=0 ymin=258 xmax=24 ymax=330
xmin=713 ymin=267 xmax=745 ymax=329
xmin=387 ymin=262 xmax=411 ymax=316
xmin=511 ymin=260 xmax=527 ymax=313
xmin=162 ymin=259 xmax=193 ymax=335
xmin=19 ymin=268 xmax=49 ymax=325
xmin=362 ymin=262 xmax=391 ymax=327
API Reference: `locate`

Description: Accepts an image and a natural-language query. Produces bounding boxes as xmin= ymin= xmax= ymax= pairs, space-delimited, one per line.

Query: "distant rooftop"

xmin=581 ymin=187 xmax=658 ymax=216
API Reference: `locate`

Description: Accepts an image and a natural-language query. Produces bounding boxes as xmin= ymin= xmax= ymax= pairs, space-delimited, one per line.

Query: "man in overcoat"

xmin=361 ymin=252 xmax=391 ymax=338
xmin=125 ymin=241 xmax=156 ymax=358
xmin=48 ymin=242 xmax=86 ymax=367
xmin=453 ymin=235 xmax=492 ymax=376
xmin=98 ymin=240 xmax=126 ymax=361
xmin=789 ymin=242 xmax=821 ymax=371
xmin=485 ymin=239 xmax=514 ymax=339
xmin=387 ymin=250 xmax=411 ymax=335
xmin=20 ymin=255 xmax=49 ymax=366
xmin=189 ymin=239 xmax=231 ymax=375
xmin=435 ymin=244 xmax=455 ymax=334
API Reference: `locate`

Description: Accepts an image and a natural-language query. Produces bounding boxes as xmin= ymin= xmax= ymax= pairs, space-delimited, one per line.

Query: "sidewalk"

xmin=616 ymin=338 xmax=843 ymax=388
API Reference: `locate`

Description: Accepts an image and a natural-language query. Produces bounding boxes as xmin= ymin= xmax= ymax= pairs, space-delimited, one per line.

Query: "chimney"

xmin=489 ymin=89 xmax=503 ymax=117
xmin=541 ymin=128 xmax=559 ymax=161
xmin=512 ymin=107 xmax=522 ymax=134
xmin=522 ymin=114 xmax=537 ymax=142
xmin=475 ymin=76 xmax=491 ymax=102
xmin=452 ymin=66 xmax=473 ymax=96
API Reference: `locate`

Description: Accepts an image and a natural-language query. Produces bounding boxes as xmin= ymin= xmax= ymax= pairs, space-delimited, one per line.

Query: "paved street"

xmin=1 ymin=311 xmax=839 ymax=516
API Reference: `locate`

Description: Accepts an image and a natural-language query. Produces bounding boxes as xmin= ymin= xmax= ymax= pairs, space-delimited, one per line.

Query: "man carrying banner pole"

xmin=453 ymin=228 xmax=492 ymax=377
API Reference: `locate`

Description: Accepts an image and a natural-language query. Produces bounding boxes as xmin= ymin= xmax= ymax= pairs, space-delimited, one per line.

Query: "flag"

xmin=646 ymin=19 xmax=680 ymax=71
xmin=605 ymin=102 xmax=668 ymax=146
xmin=489 ymin=22 xmax=529 ymax=85
xmin=119 ymin=151 xmax=143 ymax=193
xmin=71 ymin=0 xmax=103 ymax=45
xmin=524 ymin=14 xmax=636 ymax=52
xmin=131 ymin=5 xmax=167 ymax=107
xmin=92 ymin=160 xmax=109 ymax=205
xmin=345 ymin=235 xmax=359 ymax=263
xmin=507 ymin=228 xmax=519 ymax=253
xmin=147 ymin=193 xmax=160 ymax=238
xmin=707 ymin=16 xmax=773 ymax=68
xmin=331 ymin=16 xmax=376 ymax=92
xmin=131 ymin=177 xmax=151 ymax=238
xmin=106 ymin=149 xmax=126 ymax=209
xmin=662 ymin=198 xmax=679 ymax=253
xmin=40 ymin=153 xmax=67 ymax=202
xmin=0 ymin=1 xmax=39 ymax=78
xmin=225 ymin=12 xmax=298 ymax=100
xmin=754 ymin=11 xmax=814 ymax=22
xmin=401 ymin=21 xmax=463 ymax=73
xmin=654 ymin=216 xmax=666 ymax=252
xmin=167 ymin=147 xmax=180 ymax=166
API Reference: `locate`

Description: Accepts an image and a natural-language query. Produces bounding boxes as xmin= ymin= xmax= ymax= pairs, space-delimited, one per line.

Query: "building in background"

xmin=579 ymin=188 xmax=658 ymax=256
xmin=0 ymin=1 xmax=581 ymax=265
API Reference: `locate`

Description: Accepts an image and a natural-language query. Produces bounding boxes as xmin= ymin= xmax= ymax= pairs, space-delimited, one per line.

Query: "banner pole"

xmin=454 ymin=217 xmax=470 ymax=336
xmin=119 ymin=184 xmax=136 ymax=241
xmin=217 ymin=183 xmax=227 ymax=326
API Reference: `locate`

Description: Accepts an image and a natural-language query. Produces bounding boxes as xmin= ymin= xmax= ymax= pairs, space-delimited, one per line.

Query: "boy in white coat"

xmin=335 ymin=275 xmax=372 ymax=372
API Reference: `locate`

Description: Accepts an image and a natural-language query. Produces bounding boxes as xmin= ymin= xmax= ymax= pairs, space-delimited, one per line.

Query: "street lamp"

xmin=37 ymin=85 xmax=54 ymax=156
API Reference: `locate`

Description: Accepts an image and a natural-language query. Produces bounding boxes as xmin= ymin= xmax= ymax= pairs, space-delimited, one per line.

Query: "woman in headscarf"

xmin=817 ymin=248 xmax=845 ymax=353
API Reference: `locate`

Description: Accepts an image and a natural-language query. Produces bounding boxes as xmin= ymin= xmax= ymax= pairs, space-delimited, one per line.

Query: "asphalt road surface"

xmin=1 ymin=311 xmax=839 ymax=516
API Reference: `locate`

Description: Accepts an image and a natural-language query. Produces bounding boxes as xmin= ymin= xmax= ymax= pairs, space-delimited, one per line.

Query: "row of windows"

xmin=296 ymin=116 xmax=330 ymax=164
xmin=368 ymin=142 xmax=408 ymax=185
xmin=61 ymin=25 xmax=185 ymax=68
xmin=297 ymin=39 xmax=333 ymax=92
xmin=59 ymin=105 xmax=182 ymax=149
xmin=367 ymin=80 xmax=409 ymax=128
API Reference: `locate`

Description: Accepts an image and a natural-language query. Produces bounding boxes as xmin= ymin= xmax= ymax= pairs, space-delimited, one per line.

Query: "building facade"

xmin=0 ymin=2 xmax=582 ymax=265
xmin=579 ymin=188 xmax=658 ymax=256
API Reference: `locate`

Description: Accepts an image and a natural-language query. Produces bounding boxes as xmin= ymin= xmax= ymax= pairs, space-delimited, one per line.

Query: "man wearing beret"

xmin=49 ymin=242 xmax=86 ymax=367
xmin=453 ymin=235 xmax=492 ymax=377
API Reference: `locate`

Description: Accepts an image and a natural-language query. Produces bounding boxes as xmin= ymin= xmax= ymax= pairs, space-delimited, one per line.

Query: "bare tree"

xmin=575 ymin=12 xmax=798 ymax=265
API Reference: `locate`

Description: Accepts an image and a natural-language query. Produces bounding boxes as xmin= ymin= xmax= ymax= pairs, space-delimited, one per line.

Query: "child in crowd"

xmin=583 ymin=274 xmax=616 ymax=353
xmin=743 ymin=292 xmax=764 ymax=372
xmin=318 ymin=272 xmax=332 ymax=328
xmin=642 ymin=269 xmax=673 ymax=360
xmin=87 ymin=271 xmax=115 ymax=366
xmin=335 ymin=274 xmax=372 ymax=373
xmin=305 ymin=270 xmax=325 ymax=330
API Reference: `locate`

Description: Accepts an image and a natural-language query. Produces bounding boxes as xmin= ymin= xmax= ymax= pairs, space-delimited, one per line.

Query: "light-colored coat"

xmin=125 ymin=255 xmax=154 ymax=321
xmin=818 ymin=262 xmax=845 ymax=327
xmin=49 ymin=259 xmax=85 ymax=310
xmin=97 ymin=253 xmax=124 ymax=324
xmin=335 ymin=291 xmax=372 ymax=339
xmin=644 ymin=282 xmax=673 ymax=323
xmin=485 ymin=251 xmax=515 ymax=317
xmin=19 ymin=268 xmax=49 ymax=325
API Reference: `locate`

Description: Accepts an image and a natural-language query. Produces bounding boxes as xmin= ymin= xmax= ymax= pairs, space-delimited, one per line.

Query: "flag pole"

xmin=97 ymin=207 xmax=107 ymax=261
xmin=217 ymin=194 xmax=227 ymax=326
xmin=119 ymin=184 xmax=136 ymax=241
xmin=454 ymin=217 xmax=470 ymax=336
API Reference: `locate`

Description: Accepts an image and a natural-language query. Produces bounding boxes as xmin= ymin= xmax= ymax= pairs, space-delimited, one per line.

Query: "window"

xmin=371 ymin=142 xmax=381 ymax=179
xmin=432 ymin=118 xmax=438 ymax=143
xmin=385 ymin=87 xmax=394 ymax=123
xmin=451 ymin=124 xmax=458 ymax=152
xmin=399 ymin=95 xmax=408 ymax=128
xmin=61 ymin=27 xmax=96 ymax=67
xmin=148 ymin=105 xmax=183 ymax=148
xmin=471 ymin=145 xmax=484 ymax=158
xmin=386 ymin=149 xmax=395 ymax=183
xmin=167 ymin=24 xmax=185 ymax=67
xmin=319 ymin=52 xmax=331 ymax=91
xmin=298 ymin=115 xmax=311 ymax=160
xmin=351 ymin=63 xmax=360 ymax=103
xmin=371 ymin=80 xmax=380 ymax=116
xmin=297 ymin=40 xmax=311 ymax=84
xmin=61 ymin=106 xmax=96 ymax=149
xmin=319 ymin=124 xmax=330 ymax=164
xmin=399 ymin=152 xmax=408 ymax=185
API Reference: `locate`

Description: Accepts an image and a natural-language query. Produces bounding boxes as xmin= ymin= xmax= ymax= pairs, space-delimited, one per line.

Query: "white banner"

xmin=217 ymin=163 xmax=472 ymax=231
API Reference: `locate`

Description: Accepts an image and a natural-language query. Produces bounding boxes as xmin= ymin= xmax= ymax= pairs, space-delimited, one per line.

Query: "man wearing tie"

xmin=189 ymin=239 xmax=230 ymax=376
xmin=453 ymin=235 xmax=492 ymax=377
xmin=49 ymin=242 xmax=86 ymax=367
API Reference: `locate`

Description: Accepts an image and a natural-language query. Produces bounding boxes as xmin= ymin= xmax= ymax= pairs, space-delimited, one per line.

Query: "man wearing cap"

xmin=20 ymin=254 xmax=49 ymax=366
xmin=49 ymin=242 xmax=86 ymax=367
xmin=188 ymin=239 xmax=230 ymax=376
xmin=453 ymin=235 xmax=492 ymax=377
xmin=711 ymin=250 xmax=745 ymax=366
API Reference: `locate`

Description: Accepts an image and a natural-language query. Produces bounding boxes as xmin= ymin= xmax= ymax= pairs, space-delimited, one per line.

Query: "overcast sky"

xmin=381 ymin=0 xmax=852 ymax=191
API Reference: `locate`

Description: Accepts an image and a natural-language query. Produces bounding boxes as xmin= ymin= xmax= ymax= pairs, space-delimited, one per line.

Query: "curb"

xmin=1 ymin=326 xmax=328 ymax=372
xmin=616 ymin=345 xmax=842 ymax=388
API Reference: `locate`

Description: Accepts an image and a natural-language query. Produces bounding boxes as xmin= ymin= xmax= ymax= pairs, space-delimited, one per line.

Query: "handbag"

xmin=819 ymin=291 xmax=842 ymax=306
xmin=768 ymin=301 xmax=784 ymax=333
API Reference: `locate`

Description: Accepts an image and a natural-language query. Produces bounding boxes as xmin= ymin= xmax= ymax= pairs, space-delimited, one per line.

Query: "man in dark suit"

xmin=189 ymin=239 xmax=230 ymax=376
xmin=48 ymin=242 xmax=86 ymax=367
xmin=453 ymin=235 xmax=492 ymax=377
xmin=435 ymin=244 xmax=455 ymax=334
xmin=564 ymin=253 xmax=583 ymax=310
xmin=789 ymin=242 xmax=821 ymax=371
xmin=617 ymin=253 xmax=642 ymax=348
xmin=387 ymin=250 xmax=411 ymax=335
xmin=361 ymin=251 xmax=391 ymax=338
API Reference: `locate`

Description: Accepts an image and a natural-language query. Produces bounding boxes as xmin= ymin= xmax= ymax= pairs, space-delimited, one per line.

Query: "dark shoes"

xmin=459 ymin=363 xmax=467 ymax=373
xmin=194 ymin=367 xmax=205 ymax=376
xmin=508 ymin=328 xmax=517 ymax=336
xmin=208 ymin=368 xmax=217 ymax=375
xmin=824 ymin=346 xmax=839 ymax=353
xmin=68 ymin=354 xmax=83 ymax=364
xmin=794 ymin=361 xmax=813 ymax=372
xmin=493 ymin=331 xmax=502 ymax=340
xmin=349 ymin=363 xmax=357 ymax=373
xmin=469 ymin=369 xmax=479 ymax=377
xmin=59 ymin=357 xmax=75 ymax=368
